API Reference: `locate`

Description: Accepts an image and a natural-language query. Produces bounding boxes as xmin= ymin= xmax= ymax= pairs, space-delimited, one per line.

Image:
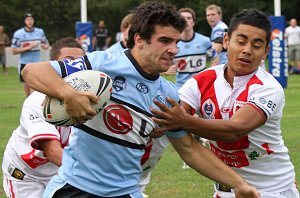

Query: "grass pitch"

xmin=0 ymin=68 xmax=299 ymax=197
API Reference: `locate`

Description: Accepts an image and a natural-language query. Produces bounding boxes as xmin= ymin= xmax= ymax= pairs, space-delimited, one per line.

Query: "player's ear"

xmin=223 ymin=32 xmax=229 ymax=49
xmin=134 ymin=33 xmax=144 ymax=48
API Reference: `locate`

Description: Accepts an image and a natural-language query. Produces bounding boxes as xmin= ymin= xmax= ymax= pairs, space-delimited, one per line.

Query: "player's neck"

xmin=181 ymin=29 xmax=194 ymax=41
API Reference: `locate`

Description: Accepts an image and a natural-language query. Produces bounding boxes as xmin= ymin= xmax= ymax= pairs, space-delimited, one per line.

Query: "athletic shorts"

xmin=19 ymin=64 xmax=27 ymax=82
xmin=288 ymin=44 xmax=300 ymax=62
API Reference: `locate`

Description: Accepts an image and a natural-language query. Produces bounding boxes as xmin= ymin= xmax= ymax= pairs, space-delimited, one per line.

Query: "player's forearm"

xmin=21 ymin=62 xmax=74 ymax=100
xmin=39 ymin=139 xmax=63 ymax=166
xmin=12 ymin=47 xmax=29 ymax=55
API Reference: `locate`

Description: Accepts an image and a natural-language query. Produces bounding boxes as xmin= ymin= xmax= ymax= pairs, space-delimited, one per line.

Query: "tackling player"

xmin=151 ymin=8 xmax=299 ymax=198
xmin=2 ymin=37 xmax=85 ymax=198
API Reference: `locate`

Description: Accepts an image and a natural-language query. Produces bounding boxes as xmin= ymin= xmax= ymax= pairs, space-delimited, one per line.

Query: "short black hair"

xmin=127 ymin=1 xmax=186 ymax=49
xmin=228 ymin=9 xmax=271 ymax=46
xmin=50 ymin=37 xmax=84 ymax=60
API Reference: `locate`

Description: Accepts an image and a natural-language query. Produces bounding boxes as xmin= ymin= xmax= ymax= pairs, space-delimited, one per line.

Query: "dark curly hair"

xmin=127 ymin=1 xmax=186 ymax=49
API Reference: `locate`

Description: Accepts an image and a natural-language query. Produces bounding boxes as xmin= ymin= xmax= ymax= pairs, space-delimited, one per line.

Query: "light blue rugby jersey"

xmin=11 ymin=27 xmax=48 ymax=64
xmin=47 ymin=50 xmax=186 ymax=197
xmin=106 ymin=41 xmax=126 ymax=54
xmin=210 ymin=21 xmax=228 ymax=64
xmin=174 ymin=32 xmax=216 ymax=89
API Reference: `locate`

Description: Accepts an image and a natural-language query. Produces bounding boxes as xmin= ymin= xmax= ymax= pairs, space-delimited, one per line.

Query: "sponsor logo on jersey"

xmin=202 ymin=98 xmax=215 ymax=119
xmin=8 ymin=164 xmax=25 ymax=180
xmin=136 ymin=83 xmax=149 ymax=94
xmin=103 ymin=105 xmax=133 ymax=134
xmin=113 ymin=76 xmax=127 ymax=92
xmin=259 ymin=98 xmax=267 ymax=104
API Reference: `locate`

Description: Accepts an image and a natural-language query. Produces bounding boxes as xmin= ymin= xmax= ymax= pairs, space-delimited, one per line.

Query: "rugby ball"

xmin=43 ymin=70 xmax=112 ymax=126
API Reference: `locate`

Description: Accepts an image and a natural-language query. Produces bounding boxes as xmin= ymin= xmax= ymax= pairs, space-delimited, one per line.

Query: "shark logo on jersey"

xmin=63 ymin=57 xmax=86 ymax=72
xmin=136 ymin=83 xmax=149 ymax=94
xmin=103 ymin=104 xmax=133 ymax=134
xmin=202 ymin=98 xmax=215 ymax=119
xmin=113 ymin=76 xmax=127 ymax=92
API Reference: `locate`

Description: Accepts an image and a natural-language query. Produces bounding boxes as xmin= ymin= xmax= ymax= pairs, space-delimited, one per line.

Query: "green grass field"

xmin=0 ymin=67 xmax=299 ymax=197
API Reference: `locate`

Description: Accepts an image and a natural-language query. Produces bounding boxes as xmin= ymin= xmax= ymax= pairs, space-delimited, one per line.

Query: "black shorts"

xmin=19 ymin=64 xmax=26 ymax=82
xmin=53 ymin=183 xmax=132 ymax=198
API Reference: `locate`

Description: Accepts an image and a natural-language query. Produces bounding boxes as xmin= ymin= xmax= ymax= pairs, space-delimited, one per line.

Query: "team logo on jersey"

xmin=136 ymin=83 xmax=149 ymax=94
xmin=8 ymin=164 xmax=25 ymax=180
xmin=202 ymin=99 xmax=215 ymax=119
xmin=103 ymin=104 xmax=133 ymax=134
xmin=113 ymin=76 xmax=127 ymax=92
xmin=63 ymin=57 xmax=86 ymax=71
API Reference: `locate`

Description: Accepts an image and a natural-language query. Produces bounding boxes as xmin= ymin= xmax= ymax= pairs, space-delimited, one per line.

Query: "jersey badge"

xmin=233 ymin=100 xmax=247 ymax=112
xmin=202 ymin=98 xmax=215 ymax=119
xmin=136 ymin=83 xmax=149 ymax=94
xmin=113 ymin=76 xmax=127 ymax=92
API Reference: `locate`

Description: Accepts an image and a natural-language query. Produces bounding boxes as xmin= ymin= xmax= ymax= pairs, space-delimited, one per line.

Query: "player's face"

xmin=24 ymin=17 xmax=34 ymax=29
xmin=224 ymin=24 xmax=269 ymax=76
xmin=138 ymin=25 xmax=180 ymax=75
xmin=57 ymin=47 xmax=85 ymax=60
xmin=206 ymin=9 xmax=221 ymax=27
xmin=180 ymin=12 xmax=195 ymax=31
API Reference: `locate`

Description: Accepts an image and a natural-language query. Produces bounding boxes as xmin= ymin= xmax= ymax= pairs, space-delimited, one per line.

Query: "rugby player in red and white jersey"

xmin=2 ymin=37 xmax=85 ymax=198
xmin=151 ymin=9 xmax=299 ymax=198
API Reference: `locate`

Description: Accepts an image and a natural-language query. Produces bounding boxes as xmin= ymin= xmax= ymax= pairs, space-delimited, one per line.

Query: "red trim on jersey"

xmin=141 ymin=140 xmax=153 ymax=165
xmin=247 ymin=102 xmax=267 ymax=121
xmin=30 ymin=134 xmax=59 ymax=150
xmin=9 ymin=179 xmax=15 ymax=198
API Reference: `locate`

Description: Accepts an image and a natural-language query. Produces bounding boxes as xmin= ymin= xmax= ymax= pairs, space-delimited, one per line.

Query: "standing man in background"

xmin=206 ymin=4 xmax=228 ymax=64
xmin=11 ymin=13 xmax=49 ymax=97
xmin=92 ymin=20 xmax=111 ymax=51
xmin=0 ymin=25 xmax=10 ymax=74
xmin=285 ymin=18 xmax=300 ymax=73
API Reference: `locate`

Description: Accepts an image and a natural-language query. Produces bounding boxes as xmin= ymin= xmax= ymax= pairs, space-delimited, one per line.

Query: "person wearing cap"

xmin=11 ymin=13 xmax=49 ymax=97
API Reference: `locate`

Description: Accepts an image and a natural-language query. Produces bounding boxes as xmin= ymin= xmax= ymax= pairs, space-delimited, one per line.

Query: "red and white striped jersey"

xmin=179 ymin=64 xmax=296 ymax=192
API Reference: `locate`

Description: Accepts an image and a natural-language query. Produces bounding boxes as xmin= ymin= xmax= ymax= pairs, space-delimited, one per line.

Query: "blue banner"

xmin=268 ymin=16 xmax=288 ymax=88
xmin=76 ymin=22 xmax=93 ymax=53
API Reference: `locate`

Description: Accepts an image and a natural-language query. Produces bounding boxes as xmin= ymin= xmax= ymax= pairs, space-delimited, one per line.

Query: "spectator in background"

xmin=106 ymin=13 xmax=133 ymax=54
xmin=11 ymin=13 xmax=49 ymax=97
xmin=206 ymin=4 xmax=228 ymax=64
xmin=285 ymin=18 xmax=300 ymax=74
xmin=0 ymin=25 xmax=10 ymax=74
xmin=92 ymin=20 xmax=111 ymax=51
xmin=2 ymin=37 xmax=85 ymax=198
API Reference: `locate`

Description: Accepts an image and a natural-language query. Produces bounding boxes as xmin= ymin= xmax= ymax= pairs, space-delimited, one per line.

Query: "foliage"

xmin=0 ymin=0 xmax=299 ymax=44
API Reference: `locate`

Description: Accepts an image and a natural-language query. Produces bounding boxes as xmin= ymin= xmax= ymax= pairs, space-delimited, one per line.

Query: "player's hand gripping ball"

xmin=43 ymin=70 xmax=112 ymax=126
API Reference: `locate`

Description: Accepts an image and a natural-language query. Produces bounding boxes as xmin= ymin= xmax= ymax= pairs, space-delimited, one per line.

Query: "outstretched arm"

xmin=150 ymin=97 xmax=265 ymax=142
xmin=169 ymin=134 xmax=260 ymax=198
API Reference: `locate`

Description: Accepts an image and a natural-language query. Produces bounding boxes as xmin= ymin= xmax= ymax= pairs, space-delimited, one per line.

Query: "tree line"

xmin=0 ymin=0 xmax=299 ymax=45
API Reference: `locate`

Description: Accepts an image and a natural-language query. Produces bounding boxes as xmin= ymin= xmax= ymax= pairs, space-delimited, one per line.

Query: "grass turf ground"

xmin=0 ymin=67 xmax=299 ymax=197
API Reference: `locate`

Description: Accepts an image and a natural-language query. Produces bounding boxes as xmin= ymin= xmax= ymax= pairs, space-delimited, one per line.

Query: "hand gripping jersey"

xmin=210 ymin=21 xmax=228 ymax=64
xmin=11 ymin=27 xmax=48 ymax=64
xmin=46 ymin=50 xmax=185 ymax=197
xmin=179 ymin=65 xmax=296 ymax=192
xmin=2 ymin=91 xmax=71 ymax=182
xmin=174 ymin=32 xmax=216 ymax=89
